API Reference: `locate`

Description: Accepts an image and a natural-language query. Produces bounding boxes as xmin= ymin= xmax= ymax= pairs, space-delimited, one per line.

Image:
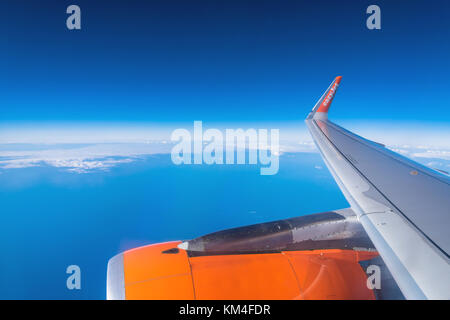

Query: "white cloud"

xmin=411 ymin=150 xmax=450 ymax=160
xmin=1 ymin=120 xmax=449 ymax=175
xmin=386 ymin=145 xmax=450 ymax=173
xmin=0 ymin=142 xmax=173 ymax=173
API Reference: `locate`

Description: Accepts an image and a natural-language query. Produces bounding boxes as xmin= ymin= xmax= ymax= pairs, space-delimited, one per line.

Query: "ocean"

xmin=0 ymin=152 xmax=347 ymax=299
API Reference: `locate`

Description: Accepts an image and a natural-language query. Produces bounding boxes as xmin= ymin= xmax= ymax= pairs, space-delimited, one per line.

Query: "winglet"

xmin=307 ymin=76 xmax=342 ymax=120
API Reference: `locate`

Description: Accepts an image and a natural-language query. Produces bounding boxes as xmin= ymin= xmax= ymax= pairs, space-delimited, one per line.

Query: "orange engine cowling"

xmin=107 ymin=241 xmax=378 ymax=300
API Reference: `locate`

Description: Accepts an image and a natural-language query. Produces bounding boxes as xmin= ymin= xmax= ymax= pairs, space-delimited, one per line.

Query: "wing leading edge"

xmin=305 ymin=77 xmax=450 ymax=300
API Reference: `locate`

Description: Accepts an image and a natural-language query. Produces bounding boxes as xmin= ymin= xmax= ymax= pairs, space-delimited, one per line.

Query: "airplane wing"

xmin=106 ymin=77 xmax=449 ymax=300
xmin=305 ymin=76 xmax=450 ymax=299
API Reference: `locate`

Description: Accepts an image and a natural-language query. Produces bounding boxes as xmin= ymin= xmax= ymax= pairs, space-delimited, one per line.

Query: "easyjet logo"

xmin=322 ymin=82 xmax=339 ymax=107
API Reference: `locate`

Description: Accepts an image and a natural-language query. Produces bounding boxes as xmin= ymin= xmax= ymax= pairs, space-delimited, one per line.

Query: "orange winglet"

xmin=316 ymin=76 xmax=342 ymax=113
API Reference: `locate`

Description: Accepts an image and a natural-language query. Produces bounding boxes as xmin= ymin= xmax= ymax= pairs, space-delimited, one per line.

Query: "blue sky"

xmin=1 ymin=0 xmax=450 ymax=125
xmin=1 ymin=0 xmax=450 ymax=173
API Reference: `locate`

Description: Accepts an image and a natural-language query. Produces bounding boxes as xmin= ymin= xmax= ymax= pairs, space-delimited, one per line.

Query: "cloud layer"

xmin=0 ymin=142 xmax=173 ymax=173
xmin=0 ymin=140 xmax=449 ymax=175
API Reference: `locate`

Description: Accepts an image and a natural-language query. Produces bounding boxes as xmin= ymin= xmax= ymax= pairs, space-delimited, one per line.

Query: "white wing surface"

xmin=305 ymin=77 xmax=450 ymax=299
